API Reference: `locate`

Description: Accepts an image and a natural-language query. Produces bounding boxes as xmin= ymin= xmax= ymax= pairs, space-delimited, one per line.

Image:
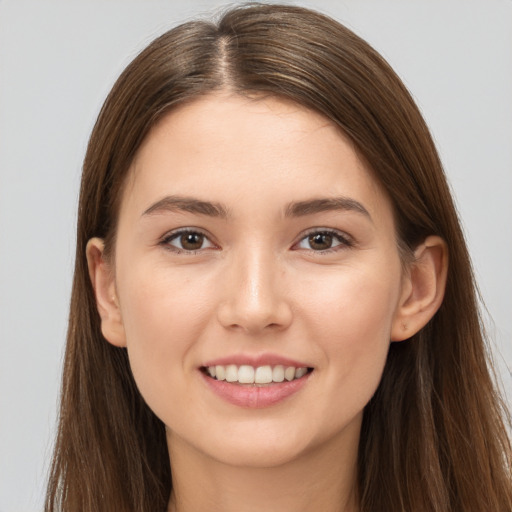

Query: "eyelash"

xmin=293 ymin=228 xmax=354 ymax=254
xmin=159 ymin=228 xmax=354 ymax=254
xmin=160 ymin=228 xmax=216 ymax=254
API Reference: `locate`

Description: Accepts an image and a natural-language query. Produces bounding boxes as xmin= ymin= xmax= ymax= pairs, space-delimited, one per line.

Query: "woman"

xmin=45 ymin=4 xmax=512 ymax=511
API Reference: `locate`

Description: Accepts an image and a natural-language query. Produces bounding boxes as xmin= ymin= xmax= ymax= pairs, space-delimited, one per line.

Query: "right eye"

xmin=293 ymin=229 xmax=353 ymax=253
xmin=162 ymin=229 xmax=215 ymax=253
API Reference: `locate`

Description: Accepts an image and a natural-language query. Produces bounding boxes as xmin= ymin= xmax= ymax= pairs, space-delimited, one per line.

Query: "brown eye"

xmin=308 ymin=233 xmax=333 ymax=250
xmin=295 ymin=230 xmax=350 ymax=252
xmin=165 ymin=230 xmax=214 ymax=252
xmin=180 ymin=232 xmax=204 ymax=250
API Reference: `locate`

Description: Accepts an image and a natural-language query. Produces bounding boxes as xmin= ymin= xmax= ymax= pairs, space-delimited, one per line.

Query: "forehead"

xmin=121 ymin=93 xmax=391 ymax=223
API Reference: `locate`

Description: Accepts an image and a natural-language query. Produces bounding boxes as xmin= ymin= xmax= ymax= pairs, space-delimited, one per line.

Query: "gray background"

xmin=1 ymin=1 xmax=511 ymax=510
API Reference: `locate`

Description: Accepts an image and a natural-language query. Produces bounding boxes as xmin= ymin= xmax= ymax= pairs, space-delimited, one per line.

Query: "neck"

xmin=166 ymin=427 xmax=360 ymax=512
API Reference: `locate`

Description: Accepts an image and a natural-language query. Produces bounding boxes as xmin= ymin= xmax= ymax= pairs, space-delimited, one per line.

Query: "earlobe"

xmin=86 ymin=238 xmax=127 ymax=347
xmin=391 ymin=236 xmax=448 ymax=342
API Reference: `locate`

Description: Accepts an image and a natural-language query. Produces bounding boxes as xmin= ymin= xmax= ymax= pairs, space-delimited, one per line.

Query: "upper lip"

xmin=202 ymin=353 xmax=312 ymax=368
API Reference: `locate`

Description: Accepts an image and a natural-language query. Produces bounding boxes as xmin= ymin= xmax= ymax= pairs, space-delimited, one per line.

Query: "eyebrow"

xmin=141 ymin=194 xmax=371 ymax=222
xmin=142 ymin=196 xmax=229 ymax=218
xmin=284 ymin=197 xmax=372 ymax=221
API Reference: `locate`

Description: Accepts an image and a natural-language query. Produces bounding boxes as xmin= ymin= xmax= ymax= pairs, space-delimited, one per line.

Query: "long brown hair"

xmin=46 ymin=4 xmax=512 ymax=511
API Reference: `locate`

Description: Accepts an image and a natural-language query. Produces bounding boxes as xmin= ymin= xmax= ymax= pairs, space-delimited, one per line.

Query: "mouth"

xmin=199 ymin=356 xmax=314 ymax=407
xmin=200 ymin=364 xmax=314 ymax=386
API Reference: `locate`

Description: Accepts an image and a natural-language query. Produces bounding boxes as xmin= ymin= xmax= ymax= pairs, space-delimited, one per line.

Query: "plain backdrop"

xmin=0 ymin=1 xmax=511 ymax=510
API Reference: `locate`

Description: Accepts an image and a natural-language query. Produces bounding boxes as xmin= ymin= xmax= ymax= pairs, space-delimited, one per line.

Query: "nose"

xmin=216 ymin=248 xmax=293 ymax=335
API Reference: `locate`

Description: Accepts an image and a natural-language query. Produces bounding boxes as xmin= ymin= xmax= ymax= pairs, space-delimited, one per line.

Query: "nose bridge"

xmin=217 ymin=243 xmax=291 ymax=333
xmin=240 ymin=246 xmax=275 ymax=311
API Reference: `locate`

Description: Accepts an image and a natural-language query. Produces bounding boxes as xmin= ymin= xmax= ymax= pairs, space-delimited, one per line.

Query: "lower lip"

xmin=200 ymin=371 xmax=311 ymax=408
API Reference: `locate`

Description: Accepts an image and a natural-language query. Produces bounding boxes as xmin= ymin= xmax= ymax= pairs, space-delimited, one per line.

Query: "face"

xmin=103 ymin=94 xmax=409 ymax=468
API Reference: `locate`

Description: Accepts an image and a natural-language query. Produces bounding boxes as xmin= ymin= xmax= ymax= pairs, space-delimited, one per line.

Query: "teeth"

xmin=254 ymin=365 xmax=273 ymax=384
xmin=215 ymin=365 xmax=226 ymax=381
xmin=295 ymin=367 xmax=308 ymax=378
xmin=225 ymin=364 xmax=238 ymax=382
xmin=205 ymin=364 xmax=309 ymax=384
xmin=272 ymin=365 xmax=285 ymax=383
xmin=238 ymin=365 xmax=255 ymax=384
xmin=284 ymin=366 xmax=296 ymax=381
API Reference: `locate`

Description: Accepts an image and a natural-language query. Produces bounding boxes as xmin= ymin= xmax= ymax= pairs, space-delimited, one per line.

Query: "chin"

xmin=209 ymin=438 xmax=310 ymax=469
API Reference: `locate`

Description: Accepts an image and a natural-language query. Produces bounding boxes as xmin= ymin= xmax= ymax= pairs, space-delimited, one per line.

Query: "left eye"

xmin=296 ymin=231 xmax=349 ymax=251
xmin=164 ymin=230 xmax=215 ymax=252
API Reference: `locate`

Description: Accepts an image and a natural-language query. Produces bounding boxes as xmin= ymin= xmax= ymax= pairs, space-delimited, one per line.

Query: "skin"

xmin=87 ymin=94 xmax=448 ymax=512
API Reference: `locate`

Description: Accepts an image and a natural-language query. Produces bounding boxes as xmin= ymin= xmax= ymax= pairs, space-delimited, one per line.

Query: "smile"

xmin=203 ymin=364 xmax=311 ymax=385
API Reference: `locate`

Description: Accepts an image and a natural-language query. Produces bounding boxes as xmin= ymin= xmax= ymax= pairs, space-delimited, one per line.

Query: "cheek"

xmin=299 ymin=262 xmax=401 ymax=341
xmin=119 ymin=259 xmax=215 ymax=342
xmin=296 ymin=263 xmax=401 ymax=410
xmin=115 ymin=263 xmax=215 ymax=413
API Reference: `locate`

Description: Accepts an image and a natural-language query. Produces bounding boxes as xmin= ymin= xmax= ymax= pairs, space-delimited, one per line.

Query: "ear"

xmin=86 ymin=237 xmax=127 ymax=347
xmin=391 ymin=236 xmax=448 ymax=342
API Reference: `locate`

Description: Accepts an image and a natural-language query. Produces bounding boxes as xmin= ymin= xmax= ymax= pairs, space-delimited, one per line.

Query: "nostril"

xmin=215 ymin=268 xmax=294 ymax=334
xmin=216 ymin=300 xmax=293 ymax=334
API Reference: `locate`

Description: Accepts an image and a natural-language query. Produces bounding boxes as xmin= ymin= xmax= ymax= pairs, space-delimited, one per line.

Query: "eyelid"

xmin=158 ymin=226 xmax=353 ymax=254
xmin=160 ymin=227 xmax=217 ymax=253
xmin=292 ymin=227 xmax=354 ymax=252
